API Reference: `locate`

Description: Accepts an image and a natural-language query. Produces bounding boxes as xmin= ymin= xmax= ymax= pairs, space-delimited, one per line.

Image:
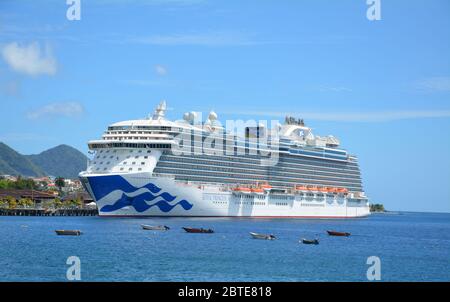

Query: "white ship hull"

xmin=80 ymin=173 xmax=370 ymax=218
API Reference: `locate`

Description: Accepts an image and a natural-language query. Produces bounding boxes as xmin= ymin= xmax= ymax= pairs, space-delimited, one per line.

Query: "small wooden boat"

xmin=301 ymin=238 xmax=319 ymax=245
xmin=141 ymin=224 xmax=170 ymax=231
xmin=250 ymin=232 xmax=276 ymax=240
xmin=327 ymin=230 xmax=351 ymax=237
xmin=55 ymin=230 xmax=82 ymax=236
xmin=182 ymin=227 xmax=214 ymax=233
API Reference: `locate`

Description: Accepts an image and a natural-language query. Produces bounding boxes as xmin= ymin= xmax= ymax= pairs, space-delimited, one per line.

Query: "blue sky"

xmin=0 ymin=0 xmax=449 ymax=212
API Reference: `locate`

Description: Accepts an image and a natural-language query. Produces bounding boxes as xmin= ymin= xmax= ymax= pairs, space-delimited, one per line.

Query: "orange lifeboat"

xmin=337 ymin=188 xmax=348 ymax=194
xmin=296 ymin=185 xmax=308 ymax=191
xmin=260 ymin=183 xmax=272 ymax=190
xmin=319 ymin=187 xmax=328 ymax=192
xmin=233 ymin=186 xmax=251 ymax=192
xmin=251 ymin=188 xmax=264 ymax=193
xmin=326 ymin=187 xmax=335 ymax=193
xmin=308 ymin=186 xmax=318 ymax=191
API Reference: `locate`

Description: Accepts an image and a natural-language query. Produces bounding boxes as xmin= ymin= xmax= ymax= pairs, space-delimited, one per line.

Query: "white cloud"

xmin=27 ymin=102 xmax=84 ymax=120
xmin=228 ymin=110 xmax=450 ymax=122
xmin=92 ymin=0 xmax=206 ymax=5
xmin=416 ymin=77 xmax=450 ymax=92
xmin=130 ymin=32 xmax=259 ymax=46
xmin=1 ymin=42 xmax=57 ymax=76
xmin=155 ymin=64 xmax=168 ymax=75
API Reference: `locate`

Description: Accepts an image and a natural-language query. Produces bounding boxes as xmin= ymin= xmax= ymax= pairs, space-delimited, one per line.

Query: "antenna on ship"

xmin=152 ymin=100 xmax=167 ymax=120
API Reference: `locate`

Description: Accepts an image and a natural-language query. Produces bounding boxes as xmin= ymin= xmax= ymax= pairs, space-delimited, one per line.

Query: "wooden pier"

xmin=0 ymin=208 xmax=98 ymax=216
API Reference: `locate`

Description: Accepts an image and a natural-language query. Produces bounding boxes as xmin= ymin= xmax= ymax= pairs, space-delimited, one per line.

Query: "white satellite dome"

xmin=208 ymin=110 xmax=218 ymax=121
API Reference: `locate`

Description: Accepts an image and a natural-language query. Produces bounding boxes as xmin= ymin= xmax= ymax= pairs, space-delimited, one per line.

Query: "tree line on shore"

xmin=0 ymin=176 xmax=85 ymax=209
xmin=0 ymin=196 xmax=84 ymax=210
xmin=370 ymin=203 xmax=385 ymax=212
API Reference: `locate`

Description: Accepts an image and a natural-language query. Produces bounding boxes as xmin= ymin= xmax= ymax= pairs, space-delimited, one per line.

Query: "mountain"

xmin=26 ymin=145 xmax=87 ymax=178
xmin=0 ymin=142 xmax=46 ymax=177
xmin=0 ymin=143 xmax=87 ymax=178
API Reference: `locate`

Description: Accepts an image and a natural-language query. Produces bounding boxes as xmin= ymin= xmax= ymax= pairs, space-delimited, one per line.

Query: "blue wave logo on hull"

xmin=87 ymin=175 xmax=163 ymax=201
xmin=101 ymin=192 xmax=193 ymax=213
xmin=86 ymin=175 xmax=193 ymax=213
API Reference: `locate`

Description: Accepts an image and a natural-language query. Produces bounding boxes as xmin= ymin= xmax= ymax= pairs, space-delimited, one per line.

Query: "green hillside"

xmin=0 ymin=142 xmax=87 ymax=178
xmin=0 ymin=142 xmax=45 ymax=177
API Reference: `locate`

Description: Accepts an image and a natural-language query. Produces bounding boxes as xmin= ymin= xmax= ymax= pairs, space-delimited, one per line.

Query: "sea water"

xmin=0 ymin=212 xmax=449 ymax=281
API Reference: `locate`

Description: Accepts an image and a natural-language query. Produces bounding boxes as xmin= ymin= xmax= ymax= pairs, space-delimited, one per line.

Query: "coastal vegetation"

xmin=370 ymin=203 xmax=386 ymax=212
xmin=0 ymin=195 xmax=84 ymax=209
xmin=0 ymin=177 xmax=87 ymax=210
xmin=0 ymin=177 xmax=38 ymax=190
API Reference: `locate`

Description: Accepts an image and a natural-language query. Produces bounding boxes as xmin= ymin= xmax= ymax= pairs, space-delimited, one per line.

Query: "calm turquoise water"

xmin=0 ymin=212 xmax=449 ymax=281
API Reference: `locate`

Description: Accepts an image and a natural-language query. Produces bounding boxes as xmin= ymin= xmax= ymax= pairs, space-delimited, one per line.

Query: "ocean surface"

xmin=0 ymin=212 xmax=449 ymax=281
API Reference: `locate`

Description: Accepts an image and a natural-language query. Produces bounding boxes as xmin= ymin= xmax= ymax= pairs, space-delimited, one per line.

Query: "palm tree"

xmin=55 ymin=177 xmax=65 ymax=194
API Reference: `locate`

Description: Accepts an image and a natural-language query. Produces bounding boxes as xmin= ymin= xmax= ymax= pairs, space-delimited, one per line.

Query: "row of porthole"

xmin=98 ymin=149 xmax=151 ymax=154
xmin=234 ymin=201 xmax=266 ymax=206
xmin=93 ymin=166 xmax=145 ymax=172
xmin=93 ymin=161 xmax=146 ymax=165
xmin=95 ymin=155 xmax=150 ymax=161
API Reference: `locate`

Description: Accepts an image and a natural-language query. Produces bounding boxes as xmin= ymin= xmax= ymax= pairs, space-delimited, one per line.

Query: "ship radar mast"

xmin=152 ymin=100 xmax=167 ymax=120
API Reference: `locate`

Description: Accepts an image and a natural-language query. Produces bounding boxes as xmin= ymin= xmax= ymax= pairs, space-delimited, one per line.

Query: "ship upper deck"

xmin=88 ymin=101 xmax=350 ymax=158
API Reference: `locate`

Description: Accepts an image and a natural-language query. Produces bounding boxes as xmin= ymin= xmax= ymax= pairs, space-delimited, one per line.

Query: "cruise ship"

xmin=79 ymin=101 xmax=370 ymax=218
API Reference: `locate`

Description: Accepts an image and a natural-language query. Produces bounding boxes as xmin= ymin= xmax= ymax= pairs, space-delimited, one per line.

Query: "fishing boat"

xmin=327 ymin=230 xmax=351 ymax=237
xmin=55 ymin=230 xmax=82 ymax=236
xmin=182 ymin=227 xmax=214 ymax=233
xmin=250 ymin=232 xmax=276 ymax=240
xmin=141 ymin=224 xmax=170 ymax=231
xmin=301 ymin=238 xmax=319 ymax=245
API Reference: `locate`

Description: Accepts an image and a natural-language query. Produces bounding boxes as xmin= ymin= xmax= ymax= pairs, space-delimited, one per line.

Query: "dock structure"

xmin=0 ymin=208 xmax=98 ymax=216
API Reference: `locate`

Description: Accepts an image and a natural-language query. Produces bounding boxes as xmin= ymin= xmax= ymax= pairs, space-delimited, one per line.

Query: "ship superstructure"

xmin=79 ymin=101 xmax=370 ymax=217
